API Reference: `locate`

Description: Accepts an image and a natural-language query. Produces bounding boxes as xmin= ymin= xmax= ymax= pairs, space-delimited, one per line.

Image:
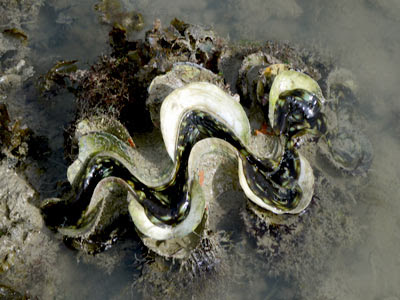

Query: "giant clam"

xmin=42 ymin=66 xmax=327 ymax=257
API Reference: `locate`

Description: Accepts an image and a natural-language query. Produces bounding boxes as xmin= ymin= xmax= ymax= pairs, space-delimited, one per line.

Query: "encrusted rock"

xmin=0 ymin=162 xmax=61 ymax=298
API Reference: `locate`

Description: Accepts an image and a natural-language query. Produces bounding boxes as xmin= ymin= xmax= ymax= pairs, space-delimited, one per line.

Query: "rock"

xmin=0 ymin=162 xmax=61 ymax=298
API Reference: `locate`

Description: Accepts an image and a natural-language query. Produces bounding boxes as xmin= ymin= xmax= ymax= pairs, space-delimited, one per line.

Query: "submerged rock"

xmin=0 ymin=102 xmax=31 ymax=164
xmin=0 ymin=102 xmax=50 ymax=167
xmin=0 ymin=162 xmax=62 ymax=298
xmin=94 ymin=0 xmax=144 ymax=33
xmin=242 ymin=168 xmax=361 ymax=278
xmin=318 ymin=68 xmax=373 ymax=176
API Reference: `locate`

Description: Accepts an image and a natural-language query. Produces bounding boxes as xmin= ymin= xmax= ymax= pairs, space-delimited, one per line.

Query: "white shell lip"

xmin=238 ymin=153 xmax=314 ymax=215
xmin=160 ymin=82 xmax=251 ymax=161
xmin=128 ymin=179 xmax=205 ymax=240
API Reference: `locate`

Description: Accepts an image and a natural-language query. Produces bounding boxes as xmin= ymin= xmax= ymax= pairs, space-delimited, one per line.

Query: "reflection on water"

xmin=1 ymin=0 xmax=400 ymax=298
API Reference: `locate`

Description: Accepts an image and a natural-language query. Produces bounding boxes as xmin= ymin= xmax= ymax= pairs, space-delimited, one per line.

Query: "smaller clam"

xmin=268 ymin=70 xmax=324 ymax=131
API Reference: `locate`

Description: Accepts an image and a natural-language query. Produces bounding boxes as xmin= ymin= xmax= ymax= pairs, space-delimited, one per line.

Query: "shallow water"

xmin=1 ymin=0 xmax=400 ymax=299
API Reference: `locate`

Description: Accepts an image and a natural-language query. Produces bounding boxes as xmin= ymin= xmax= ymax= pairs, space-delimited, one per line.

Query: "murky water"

xmin=1 ymin=0 xmax=400 ymax=299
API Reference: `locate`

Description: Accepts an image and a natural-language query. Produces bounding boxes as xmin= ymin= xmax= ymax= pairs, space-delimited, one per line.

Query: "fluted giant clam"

xmin=41 ymin=75 xmax=326 ymax=257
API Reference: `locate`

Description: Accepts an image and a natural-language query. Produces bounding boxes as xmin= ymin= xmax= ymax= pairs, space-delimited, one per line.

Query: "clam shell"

xmin=69 ymin=132 xmax=175 ymax=188
xmin=268 ymin=70 xmax=323 ymax=128
xmin=58 ymin=177 xmax=129 ymax=239
xmin=187 ymin=137 xmax=314 ymax=215
xmin=68 ymin=116 xmax=134 ymax=184
xmin=147 ymin=63 xmax=226 ymax=127
xmin=138 ymin=210 xmax=208 ymax=259
xmin=238 ymin=152 xmax=314 ymax=215
xmin=128 ymin=179 xmax=205 ymax=241
xmin=74 ymin=115 xmax=132 ymax=142
xmin=160 ymin=82 xmax=251 ymax=161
